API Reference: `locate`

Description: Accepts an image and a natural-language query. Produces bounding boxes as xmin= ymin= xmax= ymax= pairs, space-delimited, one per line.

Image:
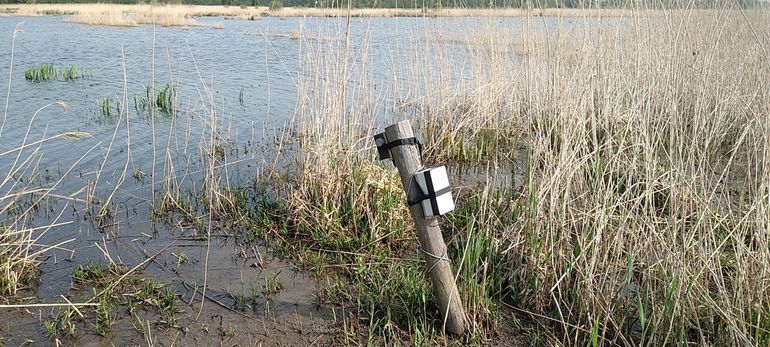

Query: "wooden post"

xmin=383 ymin=120 xmax=467 ymax=335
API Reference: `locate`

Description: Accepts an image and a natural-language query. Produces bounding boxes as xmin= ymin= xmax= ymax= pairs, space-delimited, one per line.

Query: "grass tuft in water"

xmin=154 ymin=84 xmax=175 ymax=114
xmin=24 ymin=64 xmax=57 ymax=82
xmin=60 ymin=65 xmax=81 ymax=81
xmin=24 ymin=64 xmax=87 ymax=82
xmin=44 ymin=307 xmax=78 ymax=340
xmin=97 ymin=94 xmax=113 ymax=117
xmin=134 ymin=83 xmax=176 ymax=116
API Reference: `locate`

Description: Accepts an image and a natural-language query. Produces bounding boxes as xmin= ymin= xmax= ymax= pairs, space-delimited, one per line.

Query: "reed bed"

xmin=513 ymin=11 xmax=770 ymax=344
xmin=64 ymin=5 xmax=198 ymax=27
xmin=282 ymin=7 xmax=770 ymax=345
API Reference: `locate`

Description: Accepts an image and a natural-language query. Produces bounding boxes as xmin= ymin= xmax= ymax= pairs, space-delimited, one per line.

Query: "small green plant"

xmin=213 ymin=143 xmax=227 ymax=159
xmin=155 ymin=84 xmax=175 ymax=114
xmin=24 ymin=64 xmax=57 ymax=82
xmin=132 ymin=169 xmax=146 ymax=183
xmin=94 ymin=294 xmax=114 ymax=336
xmin=43 ymin=307 xmax=77 ymax=340
xmin=60 ymin=65 xmax=81 ymax=81
xmin=72 ymin=261 xmax=108 ymax=284
xmin=234 ymin=295 xmax=248 ymax=311
xmin=172 ymin=251 xmax=188 ymax=270
xmin=136 ymin=278 xmax=163 ymax=302
xmin=134 ymin=89 xmax=148 ymax=113
xmin=43 ymin=321 xmax=55 ymax=338
xmin=157 ymin=287 xmax=176 ymax=311
xmin=135 ymin=83 xmax=176 ymax=116
xmin=156 ymin=287 xmax=178 ymax=327
xmin=262 ymin=272 xmax=283 ymax=297
xmin=249 ymin=283 xmax=259 ymax=302
xmin=97 ymin=95 xmax=112 ymax=117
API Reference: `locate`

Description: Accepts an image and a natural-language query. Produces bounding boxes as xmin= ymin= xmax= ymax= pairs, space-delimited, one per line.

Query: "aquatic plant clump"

xmin=155 ymin=84 xmax=175 ymax=114
xmin=24 ymin=64 xmax=57 ymax=82
xmin=60 ymin=65 xmax=82 ymax=81
xmin=98 ymin=94 xmax=112 ymax=117
xmin=134 ymin=83 xmax=176 ymax=116
xmin=24 ymin=64 xmax=85 ymax=82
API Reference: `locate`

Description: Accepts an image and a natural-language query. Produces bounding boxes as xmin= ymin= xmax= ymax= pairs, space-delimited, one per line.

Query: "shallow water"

xmin=0 ymin=14 xmax=562 ymax=344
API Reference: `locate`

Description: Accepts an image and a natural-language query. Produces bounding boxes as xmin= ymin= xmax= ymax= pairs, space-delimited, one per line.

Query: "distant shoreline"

xmin=0 ymin=4 xmax=633 ymax=23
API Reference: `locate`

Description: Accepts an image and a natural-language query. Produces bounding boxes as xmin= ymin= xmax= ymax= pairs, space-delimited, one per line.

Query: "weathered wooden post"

xmin=375 ymin=120 xmax=467 ymax=335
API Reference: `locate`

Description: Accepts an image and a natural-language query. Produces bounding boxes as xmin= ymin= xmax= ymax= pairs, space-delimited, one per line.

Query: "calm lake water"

xmin=0 ymin=15 xmax=542 ymax=182
xmin=0 ymin=14 xmax=564 ymax=343
xmin=0 ymin=14 xmax=541 ymax=231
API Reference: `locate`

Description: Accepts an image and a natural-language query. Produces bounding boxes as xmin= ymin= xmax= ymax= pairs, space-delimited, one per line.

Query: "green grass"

xmin=24 ymin=64 xmax=57 ymax=82
xmin=445 ymin=190 xmax=513 ymax=335
xmin=42 ymin=263 xmax=180 ymax=342
xmin=24 ymin=64 xmax=87 ymax=82
xmin=94 ymin=290 xmax=115 ymax=336
xmin=154 ymin=84 xmax=175 ymax=114
xmin=43 ymin=307 xmax=77 ymax=340
xmin=424 ymin=127 xmax=521 ymax=164
xmin=60 ymin=65 xmax=81 ymax=81
xmin=135 ymin=83 xmax=176 ymax=116
xmin=97 ymin=94 xmax=113 ymax=117
xmin=71 ymin=261 xmax=112 ymax=285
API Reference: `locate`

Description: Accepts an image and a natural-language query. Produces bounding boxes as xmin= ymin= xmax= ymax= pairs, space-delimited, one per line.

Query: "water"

xmin=0 ymin=15 xmax=554 ymax=344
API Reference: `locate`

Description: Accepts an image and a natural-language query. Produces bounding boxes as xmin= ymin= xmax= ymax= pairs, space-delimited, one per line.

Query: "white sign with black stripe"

xmin=411 ymin=166 xmax=455 ymax=217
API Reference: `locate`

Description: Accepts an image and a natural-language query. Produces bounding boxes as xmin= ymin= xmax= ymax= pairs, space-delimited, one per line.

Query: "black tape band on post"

xmin=375 ymin=132 xmax=423 ymax=161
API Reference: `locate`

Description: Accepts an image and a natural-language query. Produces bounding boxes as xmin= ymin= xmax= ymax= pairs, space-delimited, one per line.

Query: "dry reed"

xmin=288 ymin=7 xmax=770 ymax=345
xmin=0 ymin=103 xmax=92 ymax=297
xmin=62 ymin=4 xmax=198 ymax=27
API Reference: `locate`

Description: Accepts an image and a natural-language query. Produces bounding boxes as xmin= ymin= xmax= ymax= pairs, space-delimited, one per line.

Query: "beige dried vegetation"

xmin=290 ymin=7 xmax=770 ymax=345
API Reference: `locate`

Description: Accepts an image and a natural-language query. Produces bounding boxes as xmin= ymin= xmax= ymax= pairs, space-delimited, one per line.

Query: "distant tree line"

xmin=1 ymin=0 xmax=766 ymax=10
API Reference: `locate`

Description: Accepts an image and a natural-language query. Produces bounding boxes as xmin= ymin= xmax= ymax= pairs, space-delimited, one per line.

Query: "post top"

xmin=384 ymin=120 xmax=414 ymax=140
